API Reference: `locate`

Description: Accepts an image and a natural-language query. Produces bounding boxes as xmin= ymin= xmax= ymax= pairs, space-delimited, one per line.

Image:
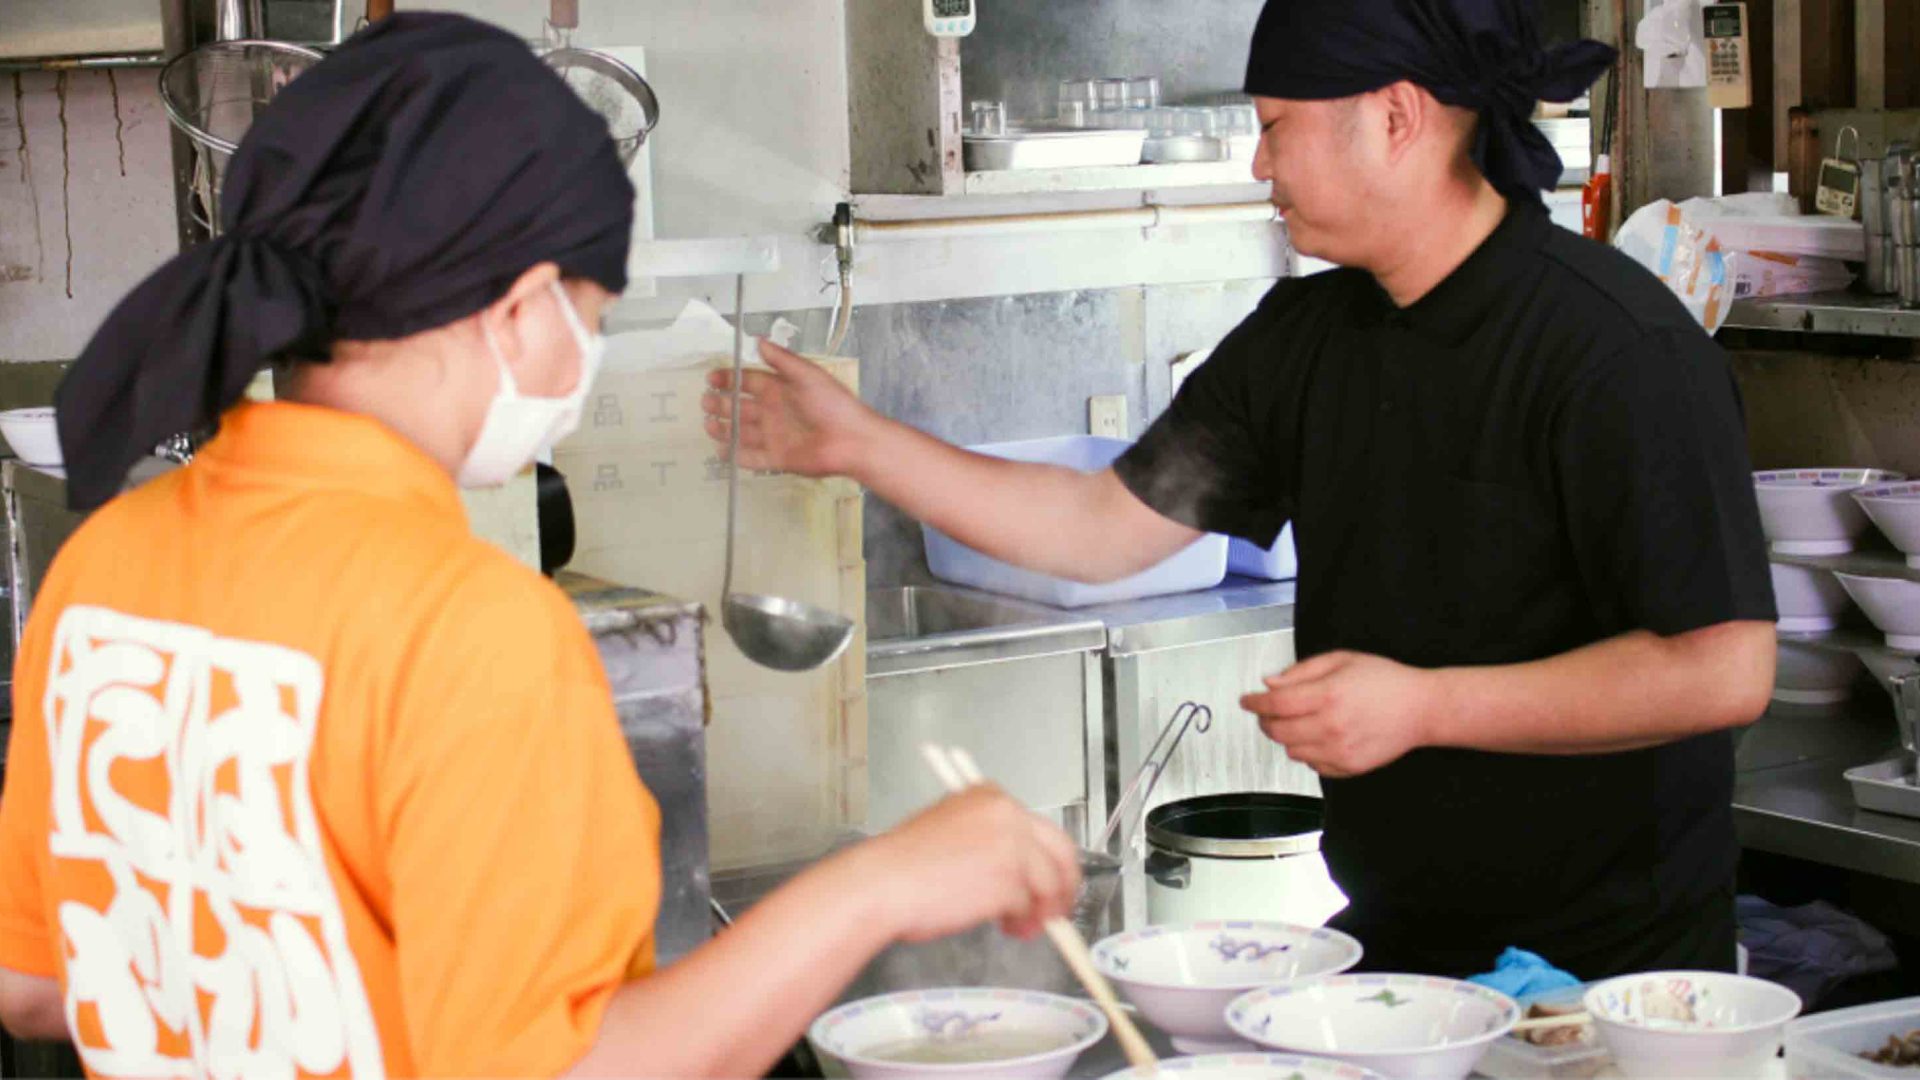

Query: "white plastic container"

xmin=1786 ymin=996 xmax=1920 ymax=1078
xmin=924 ymin=436 xmax=1229 ymax=608
xmin=1229 ymin=525 xmax=1298 ymax=581
xmin=1477 ymin=984 xmax=1610 ymax=1079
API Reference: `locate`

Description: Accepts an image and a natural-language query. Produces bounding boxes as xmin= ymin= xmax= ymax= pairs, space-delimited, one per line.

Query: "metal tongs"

xmin=1095 ymin=701 xmax=1212 ymax=856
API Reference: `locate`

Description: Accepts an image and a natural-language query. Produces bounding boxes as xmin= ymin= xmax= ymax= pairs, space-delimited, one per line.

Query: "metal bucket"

xmin=1144 ymin=793 xmax=1348 ymax=927
xmin=1866 ymin=233 xmax=1892 ymax=295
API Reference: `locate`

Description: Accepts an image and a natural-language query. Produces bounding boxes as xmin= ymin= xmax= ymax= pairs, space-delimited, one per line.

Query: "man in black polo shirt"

xmin=703 ymin=0 xmax=1777 ymax=978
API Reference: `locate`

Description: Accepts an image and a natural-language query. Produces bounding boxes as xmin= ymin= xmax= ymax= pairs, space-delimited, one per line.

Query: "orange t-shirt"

xmin=0 ymin=402 xmax=662 ymax=1078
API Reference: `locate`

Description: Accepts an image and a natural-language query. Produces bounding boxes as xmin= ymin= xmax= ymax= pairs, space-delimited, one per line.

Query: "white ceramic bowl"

xmin=1754 ymin=469 xmax=1905 ymax=555
xmin=1226 ymin=974 xmax=1519 ymax=1080
xmin=1856 ymin=482 xmax=1920 ymax=570
xmin=1584 ymin=972 xmax=1802 ymax=1079
xmin=808 ymin=989 xmax=1106 ymax=1080
xmin=1773 ymin=639 xmax=1864 ymax=705
xmin=1093 ymin=921 xmax=1363 ymax=1054
xmin=1836 ymin=573 xmax=1920 ymax=652
xmin=0 ymin=407 xmax=61 ymax=467
xmin=1770 ymin=562 xmax=1854 ymax=633
xmin=1101 ymin=1052 xmax=1388 ymax=1080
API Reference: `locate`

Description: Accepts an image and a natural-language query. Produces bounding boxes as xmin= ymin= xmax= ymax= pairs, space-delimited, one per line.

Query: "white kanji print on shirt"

xmin=41 ymin=605 xmax=384 ymax=1079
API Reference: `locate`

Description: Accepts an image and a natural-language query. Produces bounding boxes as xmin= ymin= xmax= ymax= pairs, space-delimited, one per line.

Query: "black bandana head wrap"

xmin=1244 ymin=0 xmax=1615 ymax=203
xmin=57 ymin=12 xmax=635 ymax=510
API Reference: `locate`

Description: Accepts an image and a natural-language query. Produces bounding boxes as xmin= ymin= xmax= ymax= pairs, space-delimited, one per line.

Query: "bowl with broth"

xmin=809 ymin=988 xmax=1107 ymax=1079
xmin=1102 ymin=1051 xmax=1388 ymax=1080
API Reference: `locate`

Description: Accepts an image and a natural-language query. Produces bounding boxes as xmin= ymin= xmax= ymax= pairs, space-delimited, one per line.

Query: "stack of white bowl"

xmin=1845 ymin=480 xmax=1920 ymax=653
xmin=1754 ymin=469 xmax=1920 ymax=704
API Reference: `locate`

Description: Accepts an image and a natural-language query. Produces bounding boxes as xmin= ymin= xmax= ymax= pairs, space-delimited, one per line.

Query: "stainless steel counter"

xmin=1069 ymin=577 xmax=1297 ymax=656
xmin=1733 ymin=701 xmax=1920 ymax=884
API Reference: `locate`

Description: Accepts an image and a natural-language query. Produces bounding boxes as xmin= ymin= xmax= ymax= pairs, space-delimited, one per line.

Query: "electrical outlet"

xmin=1089 ymin=395 xmax=1129 ymax=439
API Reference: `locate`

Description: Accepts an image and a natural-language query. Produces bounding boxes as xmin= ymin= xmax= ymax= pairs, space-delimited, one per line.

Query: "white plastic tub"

xmin=1229 ymin=524 xmax=1298 ymax=581
xmin=923 ymin=436 xmax=1229 ymax=608
xmin=1786 ymin=997 xmax=1920 ymax=1078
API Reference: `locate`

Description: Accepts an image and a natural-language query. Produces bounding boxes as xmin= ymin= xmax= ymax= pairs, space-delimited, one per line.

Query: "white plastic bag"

xmin=1636 ymin=0 xmax=1707 ymax=89
xmin=1616 ymin=199 xmax=1733 ymax=331
xmin=1614 ymin=197 xmax=1858 ymax=333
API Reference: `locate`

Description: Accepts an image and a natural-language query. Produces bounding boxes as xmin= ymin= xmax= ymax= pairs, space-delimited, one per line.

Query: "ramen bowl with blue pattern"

xmin=807 ymin=988 xmax=1107 ymax=1080
xmin=1092 ymin=921 xmax=1362 ymax=1054
xmin=1226 ymin=974 xmax=1519 ymax=1080
xmin=1754 ymin=468 xmax=1906 ymax=555
xmin=1584 ymin=971 xmax=1801 ymax=1078
xmin=1100 ymin=1051 xmax=1389 ymax=1080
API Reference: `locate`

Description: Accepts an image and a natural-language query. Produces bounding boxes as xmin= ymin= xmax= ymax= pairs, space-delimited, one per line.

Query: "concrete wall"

xmin=0 ymin=69 xmax=178 ymax=361
xmin=828 ymin=279 xmax=1274 ymax=586
xmin=1732 ymin=348 xmax=1920 ymax=475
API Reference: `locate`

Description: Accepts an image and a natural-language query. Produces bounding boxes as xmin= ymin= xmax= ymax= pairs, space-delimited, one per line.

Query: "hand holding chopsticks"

xmin=921 ymin=744 xmax=1159 ymax=1073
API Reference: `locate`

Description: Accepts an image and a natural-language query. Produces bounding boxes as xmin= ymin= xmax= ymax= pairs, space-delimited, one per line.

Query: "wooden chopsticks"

xmin=920 ymin=743 xmax=1158 ymax=1073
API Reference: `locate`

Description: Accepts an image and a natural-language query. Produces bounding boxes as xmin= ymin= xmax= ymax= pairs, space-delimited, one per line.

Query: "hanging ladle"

xmin=720 ymin=274 xmax=857 ymax=673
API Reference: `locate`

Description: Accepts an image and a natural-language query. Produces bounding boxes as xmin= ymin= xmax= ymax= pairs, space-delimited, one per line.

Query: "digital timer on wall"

xmin=923 ymin=0 xmax=976 ymax=37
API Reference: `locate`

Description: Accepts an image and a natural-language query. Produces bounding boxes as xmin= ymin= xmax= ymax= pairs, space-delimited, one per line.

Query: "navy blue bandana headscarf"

xmin=57 ymin=12 xmax=635 ymax=510
xmin=1244 ymin=0 xmax=1615 ymax=202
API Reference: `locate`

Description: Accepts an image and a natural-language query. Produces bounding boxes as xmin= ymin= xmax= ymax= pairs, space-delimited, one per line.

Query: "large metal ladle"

xmin=720 ymin=274 xmax=857 ymax=673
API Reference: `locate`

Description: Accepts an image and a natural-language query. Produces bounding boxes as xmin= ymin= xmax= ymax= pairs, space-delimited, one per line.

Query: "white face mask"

xmin=457 ymin=281 xmax=606 ymax=488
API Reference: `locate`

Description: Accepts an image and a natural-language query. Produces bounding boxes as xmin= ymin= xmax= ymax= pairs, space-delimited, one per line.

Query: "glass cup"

xmin=1096 ymin=77 xmax=1131 ymax=112
xmin=1126 ymin=76 xmax=1161 ymax=110
xmin=1058 ymin=78 xmax=1099 ymax=115
xmin=970 ymin=100 xmax=1007 ymax=136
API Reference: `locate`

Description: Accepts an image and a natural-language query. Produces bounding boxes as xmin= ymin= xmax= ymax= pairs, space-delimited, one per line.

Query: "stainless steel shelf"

xmin=1772 ymin=547 xmax=1920 ymax=586
xmin=1723 ymin=291 xmax=1920 ymax=339
xmin=1733 ymin=696 xmax=1920 ymax=882
xmin=1735 ymin=753 xmax=1920 ymax=884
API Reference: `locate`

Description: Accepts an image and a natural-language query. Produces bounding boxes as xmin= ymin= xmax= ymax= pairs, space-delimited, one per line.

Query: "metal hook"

xmin=1837 ymin=125 xmax=1862 ymax=163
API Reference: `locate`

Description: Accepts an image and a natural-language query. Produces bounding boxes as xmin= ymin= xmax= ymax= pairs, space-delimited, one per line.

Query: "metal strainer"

xmin=540 ymin=1 xmax=659 ymax=166
xmin=159 ymin=40 xmax=324 ymax=236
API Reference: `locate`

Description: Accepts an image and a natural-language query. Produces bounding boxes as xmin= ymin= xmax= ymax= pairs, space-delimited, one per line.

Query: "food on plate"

xmin=1518 ymin=1002 xmax=1592 ymax=1047
xmin=1863 ymin=1030 xmax=1920 ymax=1066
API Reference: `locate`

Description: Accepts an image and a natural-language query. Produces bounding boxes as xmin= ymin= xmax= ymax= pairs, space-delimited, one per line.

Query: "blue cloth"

xmin=1467 ymin=947 xmax=1581 ymax=999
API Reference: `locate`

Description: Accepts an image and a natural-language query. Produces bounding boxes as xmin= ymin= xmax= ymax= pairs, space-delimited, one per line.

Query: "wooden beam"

xmin=1800 ymin=0 xmax=1857 ymax=109
xmin=1775 ymin=0 xmax=1802 ymax=170
xmin=1888 ymin=0 xmax=1919 ymax=108
xmin=1724 ymin=0 xmax=1779 ymax=192
xmin=1857 ymin=0 xmax=1886 ymax=108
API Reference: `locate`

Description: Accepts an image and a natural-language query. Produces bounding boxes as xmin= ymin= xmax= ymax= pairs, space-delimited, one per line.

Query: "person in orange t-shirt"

xmin=0 ymin=14 xmax=1080 ymax=1079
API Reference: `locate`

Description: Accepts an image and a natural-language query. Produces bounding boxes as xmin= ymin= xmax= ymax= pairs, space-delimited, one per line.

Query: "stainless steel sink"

xmin=866 ymin=586 xmax=1107 ymax=675
xmin=868 ymin=586 xmax=1084 ymax=640
xmin=863 ymin=586 xmax=1109 ymax=838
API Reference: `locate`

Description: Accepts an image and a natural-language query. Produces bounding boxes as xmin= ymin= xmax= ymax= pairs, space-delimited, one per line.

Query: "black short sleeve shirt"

xmin=1114 ymin=205 xmax=1776 ymax=977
